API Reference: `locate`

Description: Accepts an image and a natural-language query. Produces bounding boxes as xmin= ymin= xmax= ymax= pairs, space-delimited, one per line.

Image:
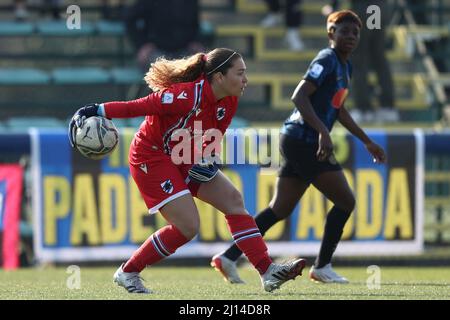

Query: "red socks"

xmin=225 ymin=214 xmax=272 ymax=274
xmin=123 ymin=224 xmax=189 ymax=273
xmin=123 ymin=215 xmax=272 ymax=275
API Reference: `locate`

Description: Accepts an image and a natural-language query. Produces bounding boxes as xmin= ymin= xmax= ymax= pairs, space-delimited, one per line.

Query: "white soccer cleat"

xmin=261 ymin=258 xmax=306 ymax=292
xmin=113 ymin=263 xmax=152 ymax=294
xmin=309 ymin=263 xmax=349 ymax=284
xmin=210 ymin=253 xmax=245 ymax=284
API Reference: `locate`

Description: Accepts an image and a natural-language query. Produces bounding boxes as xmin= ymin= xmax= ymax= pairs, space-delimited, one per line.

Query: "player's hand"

xmin=68 ymin=103 xmax=100 ymax=148
xmin=317 ymin=131 xmax=333 ymax=162
xmin=366 ymin=141 xmax=386 ymax=164
xmin=188 ymin=158 xmax=219 ymax=183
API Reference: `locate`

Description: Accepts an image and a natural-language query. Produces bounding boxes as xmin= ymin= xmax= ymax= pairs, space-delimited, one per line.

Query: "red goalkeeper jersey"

xmin=103 ymin=75 xmax=238 ymax=165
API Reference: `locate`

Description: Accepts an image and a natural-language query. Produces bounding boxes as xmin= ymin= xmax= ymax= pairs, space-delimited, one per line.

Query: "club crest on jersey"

xmin=161 ymin=179 xmax=174 ymax=194
xmin=216 ymin=107 xmax=225 ymax=120
xmin=161 ymin=92 xmax=174 ymax=104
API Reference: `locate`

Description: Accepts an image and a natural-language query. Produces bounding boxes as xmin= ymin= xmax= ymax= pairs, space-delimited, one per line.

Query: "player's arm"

xmin=68 ymin=89 xmax=188 ymax=147
xmin=291 ymin=80 xmax=333 ymax=161
xmin=337 ymin=105 xmax=371 ymax=144
xmin=338 ymin=106 xmax=386 ymax=163
xmin=68 ymin=94 xmax=161 ymax=143
xmin=291 ymin=80 xmax=327 ymax=134
xmin=69 ymin=92 xmax=170 ymax=124
xmin=102 ymin=90 xmax=183 ymax=118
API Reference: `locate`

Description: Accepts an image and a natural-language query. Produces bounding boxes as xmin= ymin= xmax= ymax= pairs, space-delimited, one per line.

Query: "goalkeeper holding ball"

xmin=68 ymin=48 xmax=306 ymax=294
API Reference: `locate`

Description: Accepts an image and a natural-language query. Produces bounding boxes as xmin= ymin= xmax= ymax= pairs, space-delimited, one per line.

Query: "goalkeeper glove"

xmin=188 ymin=158 xmax=219 ymax=183
xmin=68 ymin=103 xmax=100 ymax=147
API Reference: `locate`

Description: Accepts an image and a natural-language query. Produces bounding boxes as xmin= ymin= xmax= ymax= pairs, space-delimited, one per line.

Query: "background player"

xmin=211 ymin=11 xmax=386 ymax=284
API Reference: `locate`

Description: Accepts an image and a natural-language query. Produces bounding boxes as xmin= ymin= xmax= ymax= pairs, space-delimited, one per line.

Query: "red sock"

xmin=225 ymin=214 xmax=272 ymax=275
xmin=123 ymin=224 xmax=189 ymax=273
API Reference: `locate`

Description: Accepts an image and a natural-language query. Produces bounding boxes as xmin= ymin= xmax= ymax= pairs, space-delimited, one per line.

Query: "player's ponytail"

xmin=144 ymin=48 xmax=241 ymax=91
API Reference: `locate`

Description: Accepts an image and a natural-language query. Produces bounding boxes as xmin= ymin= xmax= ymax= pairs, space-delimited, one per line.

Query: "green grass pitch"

xmin=1 ymin=266 xmax=449 ymax=300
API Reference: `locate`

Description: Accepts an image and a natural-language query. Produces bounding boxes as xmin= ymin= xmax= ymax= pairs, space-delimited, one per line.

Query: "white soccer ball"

xmin=75 ymin=116 xmax=119 ymax=160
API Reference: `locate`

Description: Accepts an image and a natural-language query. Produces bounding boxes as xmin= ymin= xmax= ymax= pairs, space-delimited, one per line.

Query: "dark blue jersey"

xmin=281 ymin=48 xmax=352 ymax=144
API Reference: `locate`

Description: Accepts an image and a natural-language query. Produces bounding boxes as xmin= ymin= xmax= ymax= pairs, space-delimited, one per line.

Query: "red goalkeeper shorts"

xmin=129 ymin=155 xmax=201 ymax=214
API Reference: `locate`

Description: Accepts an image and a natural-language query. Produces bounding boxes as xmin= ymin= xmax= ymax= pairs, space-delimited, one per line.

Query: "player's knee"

xmin=227 ymin=188 xmax=245 ymax=212
xmin=270 ymin=200 xmax=295 ymax=219
xmin=174 ymin=212 xmax=200 ymax=240
xmin=341 ymin=196 xmax=355 ymax=214
xmin=179 ymin=220 xmax=200 ymax=240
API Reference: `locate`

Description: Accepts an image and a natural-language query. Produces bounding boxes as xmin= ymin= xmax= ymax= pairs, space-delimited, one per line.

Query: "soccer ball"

xmin=74 ymin=116 xmax=119 ymax=160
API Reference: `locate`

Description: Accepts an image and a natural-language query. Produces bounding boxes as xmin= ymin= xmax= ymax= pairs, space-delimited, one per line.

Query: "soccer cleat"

xmin=309 ymin=263 xmax=349 ymax=284
xmin=261 ymin=258 xmax=306 ymax=292
xmin=210 ymin=253 xmax=245 ymax=284
xmin=113 ymin=263 xmax=152 ymax=294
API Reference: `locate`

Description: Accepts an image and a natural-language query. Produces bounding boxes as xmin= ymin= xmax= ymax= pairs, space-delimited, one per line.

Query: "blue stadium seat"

xmin=51 ymin=67 xmax=110 ymax=84
xmin=229 ymin=117 xmax=249 ymax=128
xmin=0 ymin=21 xmax=34 ymax=36
xmin=36 ymin=21 xmax=95 ymax=36
xmin=6 ymin=117 xmax=65 ymax=130
xmin=127 ymin=117 xmax=145 ymax=129
xmin=0 ymin=68 xmax=50 ymax=85
xmin=110 ymin=67 xmax=143 ymax=85
xmin=0 ymin=121 xmax=8 ymax=132
xmin=96 ymin=20 xmax=125 ymax=35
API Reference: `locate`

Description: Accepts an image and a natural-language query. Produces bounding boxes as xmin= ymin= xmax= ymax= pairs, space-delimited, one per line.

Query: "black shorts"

xmin=278 ymin=134 xmax=342 ymax=184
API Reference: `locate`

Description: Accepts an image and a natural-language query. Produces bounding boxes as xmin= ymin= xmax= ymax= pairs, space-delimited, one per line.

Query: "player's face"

xmin=221 ymin=58 xmax=248 ymax=97
xmin=332 ymin=21 xmax=360 ymax=54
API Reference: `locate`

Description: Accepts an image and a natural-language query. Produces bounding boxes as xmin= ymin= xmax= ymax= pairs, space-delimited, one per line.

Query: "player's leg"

xmin=209 ymin=134 xmax=311 ymax=284
xmin=197 ymin=171 xmax=306 ymax=292
xmin=122 ymin=193 xmax=199 ymax=271
xmin=219 ymin=177 xmax=308 ymax=263
xmin=197 ymin=170 xmax=272 ymax=275
xmin=114 ymin=194 xmax=198 ymax=293
xmin=309 ymin=169 xmax=355 ymax=283
xmin=114 ymin=161 xmax=198 ymax=293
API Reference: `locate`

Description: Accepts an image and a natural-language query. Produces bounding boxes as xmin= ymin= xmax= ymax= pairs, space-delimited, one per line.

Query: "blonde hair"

xmin=144 ymin=48 xmax=241 ymax=91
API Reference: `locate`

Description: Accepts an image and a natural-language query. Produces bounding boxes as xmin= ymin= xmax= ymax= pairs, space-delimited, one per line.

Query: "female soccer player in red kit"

xmin=69 ymin=48 xmax=305 ymax=294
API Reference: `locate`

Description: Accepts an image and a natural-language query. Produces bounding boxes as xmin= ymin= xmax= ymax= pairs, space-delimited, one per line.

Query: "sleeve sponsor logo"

xmin=309 ymin=63 xmax=324 ymax=78
xmin=161 ymin=93 xmax=174 ymax=104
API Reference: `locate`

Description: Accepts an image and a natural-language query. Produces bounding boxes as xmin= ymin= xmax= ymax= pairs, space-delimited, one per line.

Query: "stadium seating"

xmin=0 ymin=0 xmax=448 ymax=124
xmin=4 ymin=116 xmax=66 ymax=132
xmin=51 ymin=67 xmax=110 ymax=85
xmin=0 ymin=68 xmax=50 ymax=85
xmin=0 ymin=21 xmax=34 ymax=36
